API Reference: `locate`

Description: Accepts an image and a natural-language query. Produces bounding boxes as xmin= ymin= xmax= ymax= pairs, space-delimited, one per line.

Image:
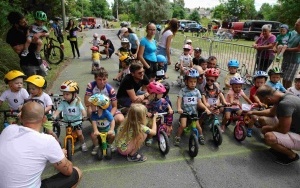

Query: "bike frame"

xmin=98 ymin=132 xmax=108 ymax=156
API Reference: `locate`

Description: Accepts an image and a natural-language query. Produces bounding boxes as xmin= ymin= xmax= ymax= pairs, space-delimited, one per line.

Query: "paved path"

xmin=43 ymin=28 xmax=300 ymax=188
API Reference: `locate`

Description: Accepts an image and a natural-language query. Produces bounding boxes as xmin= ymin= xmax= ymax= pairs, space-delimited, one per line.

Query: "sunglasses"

xmin=206 ymin=79 xmax=215 ymax=83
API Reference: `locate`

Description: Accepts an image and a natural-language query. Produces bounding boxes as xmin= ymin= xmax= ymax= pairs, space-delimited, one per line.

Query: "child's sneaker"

xmin=247 ymin=128 xmax=253 ymax=137
xmin=110 ymin=144 xmax=117 ymax=152
xmin=174 ymin=136 xmax=181 ymax=146
xmin=21 ymin=49 xmax=29 ymax=57
xmin=81 ymin=143 xmax=88 ymax=152
xmin=35 ymin=52 xmax=41 ymax=60
xmin=91 ymin=145 xmax=99 ymax=155
xmin=198 ymin=135 xmax=205 ymax=145
xmin=145 ymin=138 xmax=153 ymax=146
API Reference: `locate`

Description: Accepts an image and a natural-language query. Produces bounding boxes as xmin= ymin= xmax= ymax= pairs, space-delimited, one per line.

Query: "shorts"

xmin=73 ymin=123 xmax=83 ymax=130
xmin=41 ymin=167 xmax=79 ymax=188
xmin=273 ymin=132 xmax=300 ymax=150
xmin=224 ymin=107 xmax=240 ymax=113
xmin=97 ymin=126 xmax=115 ymax=135
xmin=21 ymin=65 xmax=46 ymax=78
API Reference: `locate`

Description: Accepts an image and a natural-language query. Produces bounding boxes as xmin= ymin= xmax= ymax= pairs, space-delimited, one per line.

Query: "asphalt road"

xmin=43 ymin=24 xmax=300 ymax=188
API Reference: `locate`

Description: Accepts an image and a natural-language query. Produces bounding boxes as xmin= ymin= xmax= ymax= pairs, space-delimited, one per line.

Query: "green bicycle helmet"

xmin=268 ymin=67 xmax=283 ymax=76
xmin=35 ymin=11 xmax=47 ymax=21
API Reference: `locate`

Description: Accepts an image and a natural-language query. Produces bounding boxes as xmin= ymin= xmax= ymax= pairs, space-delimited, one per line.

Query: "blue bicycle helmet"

xmin=230 ymin=77 xmax=244 ymax=85
xmin=253 ymin=71 xmax=268 ymax=79
xmin=228 ymin=59 xmax=239 ymax=68
xmin=156 ymin=55 xmax=167 ymax=64
xmin=185 ymin=68 xmax=199 ymax=80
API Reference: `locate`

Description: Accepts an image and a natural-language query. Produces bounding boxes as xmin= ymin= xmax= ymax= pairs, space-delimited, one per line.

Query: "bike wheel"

xmin=97 ymin=147 xmax=103 ymax=160
xmin=212 ymin=124 xmax=223 ymax=146
xmin=175 ymin=62 xmax=180 ymax=71
xmin=47 ymin=46 xmax=64 ymax=65
xmin=43 ymin=44 xmax=49 ymax=59
xmin=66 ymin=139 xmax=72 ymax=161
xmin=234 ymin=124 xmax=247 ymax=142
xmin=189 ymin=133 xmax=199 ymax=158
xmin=105 ymin=147 xmax=112 ymax=160
xmin=52 ymin=122 xmax=61 ymax=138
xmin=158 ymin=130 xmax=170 ymax=155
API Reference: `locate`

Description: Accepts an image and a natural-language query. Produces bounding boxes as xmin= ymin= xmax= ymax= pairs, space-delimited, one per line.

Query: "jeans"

xmin=156 ymin=45 xmax=168 ymax=72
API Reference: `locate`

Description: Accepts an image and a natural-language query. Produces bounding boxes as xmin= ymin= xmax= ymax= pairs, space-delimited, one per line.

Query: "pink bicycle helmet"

xmin=230 ymin=77 xmax=245 ymax=85
xmin=183 ymin=44 xmax=191 ymax=50
xmin=147 ymin=81 xmax=166 ymax=94
xmin=90 ymin=46 xmax=99 ymax=51
xmin=205 ymin=68 xmax=219 ymax=78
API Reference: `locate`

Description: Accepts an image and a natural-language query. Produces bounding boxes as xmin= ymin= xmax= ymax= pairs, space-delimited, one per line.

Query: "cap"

xmin=120 ymin=27 xmax=128 ymax=36
xmin=280 ymin=24 xmax=289 ymax=30
xmin=194 ymin=47 xmax=202 ymax=52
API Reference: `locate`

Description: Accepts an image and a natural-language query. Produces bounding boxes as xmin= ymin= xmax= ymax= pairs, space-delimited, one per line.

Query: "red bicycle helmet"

xmin=100 ymin=35 xmax=106 ymax=41
xmin=205 ymin=68 xmax=219 ymax=78
xmin=90 ymin=46 xmax=99 ymax=51
xmin=147 ymin=82 xmax=166 ymax=94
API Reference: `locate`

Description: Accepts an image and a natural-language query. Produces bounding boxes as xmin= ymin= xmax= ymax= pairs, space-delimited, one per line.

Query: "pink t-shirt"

xmin=225 ymin=88 xmax=244 ymax=108
xmin=255 ymin=34 xmax=276 ymax=59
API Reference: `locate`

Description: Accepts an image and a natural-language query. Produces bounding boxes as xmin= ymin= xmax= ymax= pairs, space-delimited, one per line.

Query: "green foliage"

xmin=172 ymin=4 xmax=185 ymax=19
xmin=188 ymin=9 xmax=200 ymax=23
xmin=136 ymin=0 xmax=172 ymax=23
xmin=119 ymin=14 xmax=129 ymax=21
xmin=90 ymin=0 xmax=110 ymax=18
xmin=212 ymin=4 xmax=227 ymax=20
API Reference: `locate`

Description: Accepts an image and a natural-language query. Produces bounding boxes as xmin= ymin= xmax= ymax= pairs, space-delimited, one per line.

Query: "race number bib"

xmin=65 ymin=107 xmax=79 ymax=116
xmin=183 ymin=97 xmax=197 ymax=105
xmin=207 ymin=98 xmax=218 ymax=105
xmin=96 ymin=119 xmax=110 ymax=128
xmin=156 ymin=70 xmax=165 ymax=76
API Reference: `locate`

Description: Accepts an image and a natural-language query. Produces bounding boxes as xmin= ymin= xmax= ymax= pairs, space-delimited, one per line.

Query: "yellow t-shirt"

xmin=92 ymin=52 xmax=101 ymax=61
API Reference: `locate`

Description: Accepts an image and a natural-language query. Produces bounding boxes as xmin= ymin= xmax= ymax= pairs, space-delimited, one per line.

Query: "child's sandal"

xmin=127 ymin=153 xmax=147 ymax=162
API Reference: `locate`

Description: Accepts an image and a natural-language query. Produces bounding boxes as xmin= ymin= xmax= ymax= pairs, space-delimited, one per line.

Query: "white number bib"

xmin=97 ymin=119 xmax=110 ymax=127
xmin=65 ymin=107 xmax=79 ymax=116
xmin=183 ymin=97 xmax=197 ymax=105
xmin=156 ymin=70 xmax=165 ymax=76
xmin=208 ymin=98 xmax=218 ymax=106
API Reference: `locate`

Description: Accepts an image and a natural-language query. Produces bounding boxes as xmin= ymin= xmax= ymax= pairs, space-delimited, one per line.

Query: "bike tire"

xmin=158 ymin=130 xmax=170 ymax=155
xmin=46 ymin=46 xmax=64 ymax=65
xmin=52 ymin=122 xmax=61 ymax=138
xmin=188 ymin=133 xmax=199 ymax=158
xmin=66 ymin=138 xmax=72 ymax=161
xmin=97 ymin=147 xmax=103 ymax=160
xmin=43 ymin=44 xmax=49 ymax=60
xmin=234 ymin=124 xmax=247 ymax=142
xmin=212 ymin=124 xmax=223 ymax=146
xmin=105 ymin=147 xmax=112 ymax=160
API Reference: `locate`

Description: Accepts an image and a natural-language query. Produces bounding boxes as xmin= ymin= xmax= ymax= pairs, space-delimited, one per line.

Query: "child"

xmin=90 ymin=33 xmax=101 ymax=47
xmin=177 ymin=45 xmax=193 ymax=85
xmin=287 ymin=74 xmax=300 ymax=98
xmin=115 ymin=38 xmax=131 ymax=72
xmin=221 ymin=77 xmax=253 ymax=132
xmin=186 ymin=39 xmax=194 ymax=56
xmin=192 ymin=47 xmax=205 ymax=66
xmin=21 ymin=11 xmax=49 ymax=59
xmin=266 ymin=67 xmax=286 ymax=93
xmin=113 ymin=55 xmax=131 ymax=82
xmin=25 ymin=75 xmax=57 ymax=140
xmin=115 ymin=104 xmax=158 ymax=162
xmin=199 ymin=58 xmax=208 ymax=71
xmin=174 ymin=68 xmax=211 ymax=146
xmin=247 ymin=71 xmax=268 ymax=137
xmin=52 ymin=80 xmax=88 ymax=152
xmin=90 ymin=46 xmax=101 ymax=73
xmin=88 ymin=93 xmax=115 ymax=155
xmin=207 ymin=56 xmax=218 ymax=69
xmin=0 ymin=70 xmax=29 ymax=111
xmin=273 ymin=24 xmax=290 ymax=62
xmin=156 ymin=55 xmax=167 ymax=81
xmin=224 ymin=59 xmax=241 ymax=90
xmin=146 ymin=82 xmax=173 ymax=142
xmin=201 ymin=68 xmax=227 ymax=114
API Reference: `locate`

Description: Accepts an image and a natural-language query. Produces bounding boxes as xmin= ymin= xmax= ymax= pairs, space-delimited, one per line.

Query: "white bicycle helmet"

xmin=93 ymin=33 xmax=98 ymax=38
xmin=121 ymin=38 xmax=129 ymax=43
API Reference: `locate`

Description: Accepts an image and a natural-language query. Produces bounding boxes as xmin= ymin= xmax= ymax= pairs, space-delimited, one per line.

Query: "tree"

xmin=172 ymin=4 xmax=185 ymax=19
xmin=188 ymin=9 xmax=200 ymax=23
xmin=90 ymin=0 xmax=110 ymax=18
xmin=212 ymin=4 xmax=227 ymax=20
xmin=257 ymin=3 xmax=273 ymax=20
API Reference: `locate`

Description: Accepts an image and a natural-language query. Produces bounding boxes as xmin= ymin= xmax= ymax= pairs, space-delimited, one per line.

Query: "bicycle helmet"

xmin=4 ymin=70 xmax=26 ymax=84
xmin=156 ymin=55 xmax=167 ymax=64
xmin=205 ymin=68 xmax=220 ymax=78
xmin=156 ymin=24 xmax=162 ymax=31
xmin=88 ymin=93 xmax=110 ymax=109
xmin=100 ymin=35 xmax=106 ymax=41
xmin=185 ymin=68 xmax=199 ymax=80
xmin=268 ymin=67 xmax=283 ymax=76
xmin=121 ymin=38 xmax=129 ymax=43
xmin=35 ymin=11 xmax=47 ymax=21
xmin=230 ymin=77 xmax=245 ymax=85
xmin=60 ymin=80 xmax=79 ymax=94
xmin=253 ymin=71 xmax=268 ymax=79
xmin=147 ymin=81 xmax=166 ymax=94
xmin=186 ymin=39 xmax=192 ymax=43
xmin=183 ymin=44 xmax=191 ymax=50
xmin=90 ymin=46 xmax=99 ymax=51
xmin=25 ymin=75 xmax=47 ymax=89
xmin=227 ymin=59 xmax=239 ymax=68
xmin=158 ymin=80 xmax=170 ymax=96
xmin=93 ymin=33 xmax=98 ymax=38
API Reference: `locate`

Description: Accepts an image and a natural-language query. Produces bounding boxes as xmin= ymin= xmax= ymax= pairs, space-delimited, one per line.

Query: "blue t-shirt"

xmin=57 ymin=98 xmax=85 ymax=126
xmin=140 ymin=37 xmax=157 ymax=62
xmin=90 ymin=109 xmax=113 ymax=130
xmin=178 ymin=87 xmax=202 ymax=115
xmin=128 ymin=33 xmax=139 ymax=49
xmin=266 ymin=80 xmax=286 ymax=93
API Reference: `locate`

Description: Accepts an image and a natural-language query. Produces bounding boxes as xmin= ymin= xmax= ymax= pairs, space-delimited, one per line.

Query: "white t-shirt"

xmin=30 ymin=92 xmax=53 ymax=108
xmin=90 ymin=38 xmax=101 ymax=47
xmin=158 ymin=30 xmax=173 ymax=48
xmin=180 ymin=54 xmax=193 ymax=67
xmin=0 ymin=88 xmax=29 ymax=110
xmin=0 ymin=125 xmax=64 ymax=188
xmin=287 ymin=87 xmax=300 ymax=98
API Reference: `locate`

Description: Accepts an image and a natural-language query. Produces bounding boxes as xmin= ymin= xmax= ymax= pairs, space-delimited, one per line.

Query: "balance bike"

xmin=96 ymin=131 xmax=112 ymax=160
xmin=155 ymin=112 xmax=171 ymax=155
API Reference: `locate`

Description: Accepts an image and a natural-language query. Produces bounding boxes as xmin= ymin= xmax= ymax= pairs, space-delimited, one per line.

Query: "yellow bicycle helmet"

xmin=4 ymin=70 xmax=26 ymax=84
xmin=60 ymin=80 xmax=80 ymax=94
xmin=25 ymin=75 xmax=47 ymax=89
xmin=88 ymin=93 xmax=110 ymax=109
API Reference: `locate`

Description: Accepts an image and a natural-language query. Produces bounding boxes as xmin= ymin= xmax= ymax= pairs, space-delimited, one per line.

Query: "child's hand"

xmin=107 ymin=130 xmax=114 ymax=136
xmin=147 ymin=112 xmax=152 ymax=118
xmin=153 ymin=112 xmax=158 ymax=120
xmin=205 ymin=103 xmax=210 ymax=108
xmin=168 ymin=109 xmax=174 ymax=115
xmin=17 ymin=112 xmax=22 ymax=118
xmin=205 ymin=109 xmax=211 ymax=115
xmin=177 ymin=108 xmax=183 ymax=114
xmin=93 ymin=130 xmax=100 ymax=136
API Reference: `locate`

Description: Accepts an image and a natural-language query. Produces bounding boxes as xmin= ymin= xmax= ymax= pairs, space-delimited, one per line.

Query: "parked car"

xmin=178 ymin=20 xmax=197 ymax=31
xmin=184 ymin=23 xmax=207 ymax=33
xmin=241 ymin=20 xmax=281 ymax=40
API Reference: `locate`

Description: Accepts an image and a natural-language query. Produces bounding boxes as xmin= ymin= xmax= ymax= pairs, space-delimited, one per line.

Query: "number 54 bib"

xmin=183 ymin=97 xmax=197 ymax=105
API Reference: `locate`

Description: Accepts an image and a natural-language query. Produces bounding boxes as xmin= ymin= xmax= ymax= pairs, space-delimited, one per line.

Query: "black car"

xmin=241 ymin=20 xmax=281 ymax=40
xmin=184 ymin=23 xmax=207 ymax=33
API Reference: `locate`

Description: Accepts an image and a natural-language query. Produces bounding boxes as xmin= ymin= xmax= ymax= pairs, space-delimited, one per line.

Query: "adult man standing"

xmin=6 ymin=11 xmax=45 ymax=77
xmin=281 ymin=18 xmax=300 ymax=88
xmin=0 ymin=99 xmax=82 ymax=187
xmin=249 ymin=85 xmax=300 ymax=165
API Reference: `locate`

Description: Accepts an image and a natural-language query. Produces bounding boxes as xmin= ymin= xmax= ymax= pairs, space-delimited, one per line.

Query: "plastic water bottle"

xmin=3 ymin=120 xmax=9 ymax=128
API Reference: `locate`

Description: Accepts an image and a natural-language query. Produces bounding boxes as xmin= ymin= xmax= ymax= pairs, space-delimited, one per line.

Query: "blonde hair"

xmin=116 ymin=104 xmax=147 ymax=144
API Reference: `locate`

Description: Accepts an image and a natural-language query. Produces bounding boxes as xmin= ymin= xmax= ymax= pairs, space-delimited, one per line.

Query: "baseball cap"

xmin=194 ymin=47 xmax=202 ymax=52
xmin=280 ymin=24 xmax=289 ymax=30
xmin=120 ymin=27 xmax=128 ymax=36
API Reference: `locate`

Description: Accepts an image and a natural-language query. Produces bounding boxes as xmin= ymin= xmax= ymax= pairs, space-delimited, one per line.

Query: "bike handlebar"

xmin=54 ymin=118 xmax=89 ymax=125
xmin=0 ymin=110 xmax=19 ymax=113
xmin=49 ymin=93 xmax=63 ymax=97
